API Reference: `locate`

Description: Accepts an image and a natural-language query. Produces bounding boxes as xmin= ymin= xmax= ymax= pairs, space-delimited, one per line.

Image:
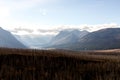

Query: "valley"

xmin=1 ymin=0 xmax=120 ymax=79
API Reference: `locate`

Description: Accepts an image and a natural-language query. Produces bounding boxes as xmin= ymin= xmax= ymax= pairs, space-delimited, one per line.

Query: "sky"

xmin=0 ymin=0 xmax=120 ymax=35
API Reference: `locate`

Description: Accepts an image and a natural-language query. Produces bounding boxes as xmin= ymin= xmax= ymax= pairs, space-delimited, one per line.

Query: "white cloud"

xmin=11 ymin=27 xmax=34 ymax=33
xmin=4 ymin=23 xmax=119 ymax=35
xmin=79 ymin=23 xmax=119 ymax=32
xmin=13 ymin=29 xmax=57 ymax=35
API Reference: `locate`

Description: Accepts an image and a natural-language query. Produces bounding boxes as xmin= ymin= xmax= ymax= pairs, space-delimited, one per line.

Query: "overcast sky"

xmin=0 ymin=0 xmax=120 ymax=35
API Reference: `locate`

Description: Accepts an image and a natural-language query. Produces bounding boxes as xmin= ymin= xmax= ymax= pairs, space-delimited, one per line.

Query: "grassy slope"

xmin=0 ymin=48 xmax=120 ymax=80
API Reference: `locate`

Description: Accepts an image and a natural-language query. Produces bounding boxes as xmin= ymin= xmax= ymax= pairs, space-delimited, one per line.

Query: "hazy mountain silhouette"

xmin=46 ymin=28 xmax=120 ymax=50
xmin=75 ymin=28 xmax=120 ymax=50
xmin=0 ymin=27 xmax=27 ymax=48
xmin=46 ymin=29 xmax=89 ymax=48
xmin=13 ymin=28 xmax=120 ymax=50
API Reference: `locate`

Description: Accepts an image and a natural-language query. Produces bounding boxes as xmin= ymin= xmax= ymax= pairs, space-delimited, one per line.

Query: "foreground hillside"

xmin=0 ymin=48 xmax=120 ymax=80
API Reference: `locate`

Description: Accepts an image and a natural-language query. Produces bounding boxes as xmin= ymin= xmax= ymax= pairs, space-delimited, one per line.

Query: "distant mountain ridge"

xmin=13 ymin=28 xmax=120 ymax=50
xmin=46 ymin=28 xmax=120 ymax=50
xmin=46 ymin=29 xmax=89 ymax=48
xmin=75 ymin=28 xmax=120 ymax=50
xmin=0 ymin=27 xmax=27 ymax=48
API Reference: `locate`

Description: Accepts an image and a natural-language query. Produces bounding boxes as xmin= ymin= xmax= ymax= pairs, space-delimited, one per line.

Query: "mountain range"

xmin=45 ymin=28 xmax=120 ymax=50
xmin=2 ymin=27 xmax=120 ymax=50
xmin=0 ymin=27 xmax=26 ymax=48
xmin=75 ymin=28 xmax=120 ymax=50
xmin=49 ymin=29 xmax=89 ymax=46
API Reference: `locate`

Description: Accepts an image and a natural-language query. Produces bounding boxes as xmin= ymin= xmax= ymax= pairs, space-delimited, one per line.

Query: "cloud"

xmin=4 ymin=23 xmax=120 ymax=35
xmin=11 ymin=27 xmax=34 ymax=33
xmin=37 ymin=29 xmax=57 ymax=33
xmin=79 ymin=23 xmax=119 ymax=32
xmin=9 ymin=26 xmax=58 ymax=35
xmin=16 ymin=28 xmax=33 ymax=33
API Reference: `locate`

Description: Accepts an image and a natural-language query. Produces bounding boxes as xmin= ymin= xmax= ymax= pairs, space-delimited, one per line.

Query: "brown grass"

xmin=0 ymin=47 xmax=120 ymax=80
